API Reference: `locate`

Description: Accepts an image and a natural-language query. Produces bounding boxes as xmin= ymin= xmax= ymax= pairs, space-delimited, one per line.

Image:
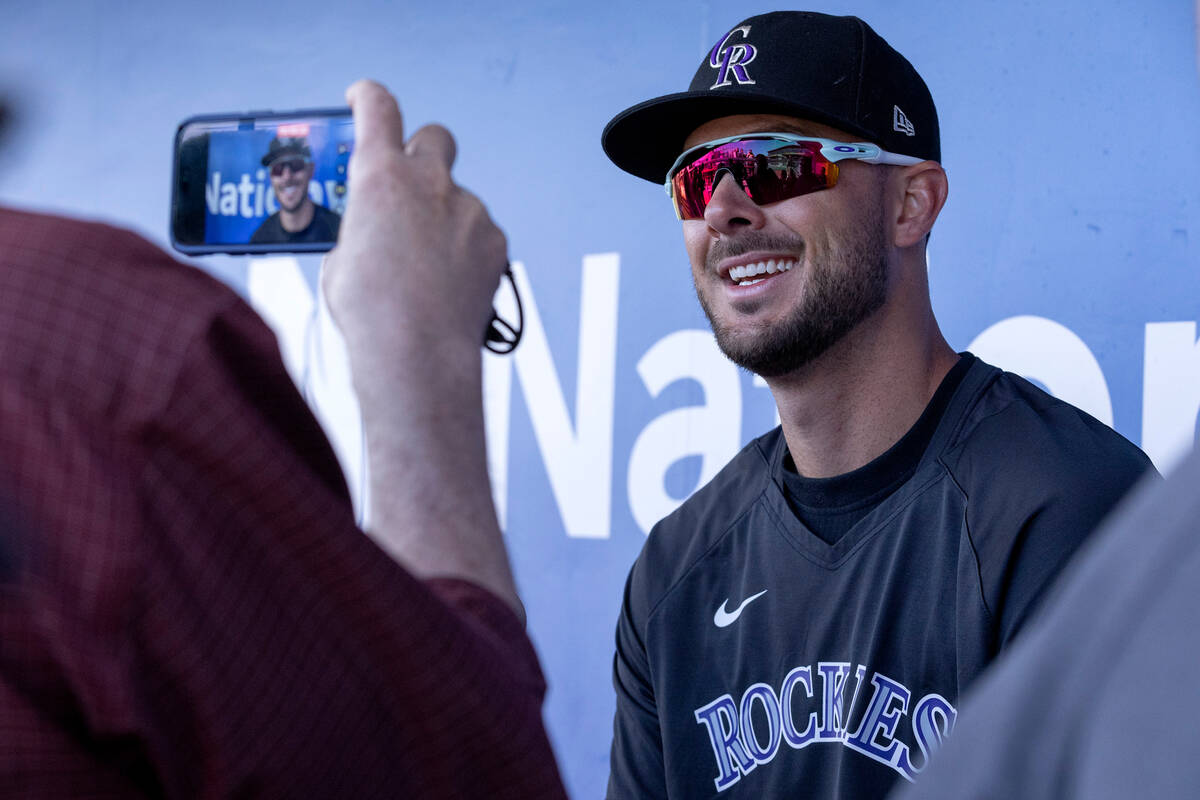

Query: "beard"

xmin=696 ymin=214 xmax=889 ymax=378
xmin=273 ymin=177 xmax=311 ymax=213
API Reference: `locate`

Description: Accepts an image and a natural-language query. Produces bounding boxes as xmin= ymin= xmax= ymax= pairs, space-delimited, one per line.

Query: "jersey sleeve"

xmin=608 ymin=551 xmax=670 ymax=799
xmin=949 ymin=392 xmax=1156 ymax=649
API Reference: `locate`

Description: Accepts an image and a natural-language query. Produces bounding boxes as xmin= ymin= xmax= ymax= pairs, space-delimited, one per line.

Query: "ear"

xmin=892 ymin=162 xmax=948 ymax=248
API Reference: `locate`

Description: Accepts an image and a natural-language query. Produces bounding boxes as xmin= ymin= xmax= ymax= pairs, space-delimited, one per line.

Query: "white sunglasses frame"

xmin=664 ymin=132 xmax=925 ymax=219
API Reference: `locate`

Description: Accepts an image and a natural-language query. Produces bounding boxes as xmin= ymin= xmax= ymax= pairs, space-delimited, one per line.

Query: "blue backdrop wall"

xmin=3 ymin=2 xmax=1198 ymax=796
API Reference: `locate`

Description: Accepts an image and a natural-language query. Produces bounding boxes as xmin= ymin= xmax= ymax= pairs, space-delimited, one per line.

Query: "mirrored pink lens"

xmin=670 ymin=139 xmax=839 ymax=220
xmin=270 ymin=158 xmax=308 ymax=177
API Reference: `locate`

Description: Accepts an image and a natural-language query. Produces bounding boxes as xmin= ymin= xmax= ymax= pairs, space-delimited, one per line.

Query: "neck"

xmin=766 ymin=287 xmax=957 ymax=479
xmin=280 ymin=199 xmax=315 ymax=233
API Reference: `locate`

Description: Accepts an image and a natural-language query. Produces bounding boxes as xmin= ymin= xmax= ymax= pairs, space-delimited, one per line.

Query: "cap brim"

xmin=262 ymin=151 xmax=313 ymax=167
xmin=602 ymin=90 xmax=883 ymax=185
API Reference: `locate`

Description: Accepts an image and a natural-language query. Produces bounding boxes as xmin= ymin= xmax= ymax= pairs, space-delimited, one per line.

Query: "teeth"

xmin=738 ymin=278 xmax=766 ymax=286
xmin=729 ymin=260 xmax=796 ymax=281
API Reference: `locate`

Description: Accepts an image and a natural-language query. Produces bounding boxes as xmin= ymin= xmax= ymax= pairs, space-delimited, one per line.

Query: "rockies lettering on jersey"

xmin=693 ymin=662 xmax=957 ymax=792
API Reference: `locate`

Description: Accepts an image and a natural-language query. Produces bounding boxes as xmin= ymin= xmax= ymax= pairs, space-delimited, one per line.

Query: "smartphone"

xmin=171 ymin=107 xmax=353 ymax=255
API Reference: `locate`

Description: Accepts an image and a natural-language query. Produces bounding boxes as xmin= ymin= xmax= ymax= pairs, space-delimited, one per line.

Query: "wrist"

xmin=353 ymin=340 xmax=483 ymax=418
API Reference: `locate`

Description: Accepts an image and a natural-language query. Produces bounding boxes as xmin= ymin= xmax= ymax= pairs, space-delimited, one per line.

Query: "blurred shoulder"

xmin=0 ymin=207 xmax=273 ymax=425
xmin=0 ymin=206 xmax=238 ymax=309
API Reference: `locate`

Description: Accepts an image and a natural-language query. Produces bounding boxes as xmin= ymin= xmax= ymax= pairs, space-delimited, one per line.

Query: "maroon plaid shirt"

xmin=0 ymin=208 xmax=566 ymax=799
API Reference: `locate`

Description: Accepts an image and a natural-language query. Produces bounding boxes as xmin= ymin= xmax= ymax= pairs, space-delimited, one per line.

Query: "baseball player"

xmin=601 ymin=12 xmax=1154 ymax=799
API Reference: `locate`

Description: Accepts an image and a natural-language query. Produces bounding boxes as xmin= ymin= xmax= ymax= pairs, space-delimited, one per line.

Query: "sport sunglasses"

xmin=269 ymin=157 xmax=311 ymax=177
xmin=664 ymin=133 xmax=924 ymax=220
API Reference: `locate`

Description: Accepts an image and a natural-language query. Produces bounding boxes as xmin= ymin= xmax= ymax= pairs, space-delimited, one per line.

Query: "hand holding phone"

xmin=170 ymin=97 xmax=520 ymax=350
xmin=319 ymin=83 xmax=528 ymax=611
xmin=321 ymin=83 xmax=511 ymax=363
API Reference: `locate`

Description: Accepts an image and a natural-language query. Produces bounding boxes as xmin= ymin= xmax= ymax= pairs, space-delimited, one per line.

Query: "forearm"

xmin=353 ymin=333 xmax=522 ymax=624
xmin=324 ymin=80 xmax=521 ymax=622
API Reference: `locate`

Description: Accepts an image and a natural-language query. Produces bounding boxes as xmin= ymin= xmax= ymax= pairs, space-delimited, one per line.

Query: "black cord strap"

xmin=484 ymin=264 xmax=523 ymax=355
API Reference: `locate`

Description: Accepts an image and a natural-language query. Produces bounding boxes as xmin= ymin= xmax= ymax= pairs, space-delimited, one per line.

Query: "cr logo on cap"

xmin=709 ymin=25 xmax=757 ymax=89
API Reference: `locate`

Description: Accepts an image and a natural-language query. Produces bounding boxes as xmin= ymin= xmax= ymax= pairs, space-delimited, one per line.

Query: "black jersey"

xmin=249 ymin=204 xmax=342 ymax=245
xmin=607 ymin=354 xmax=1153 ymax=800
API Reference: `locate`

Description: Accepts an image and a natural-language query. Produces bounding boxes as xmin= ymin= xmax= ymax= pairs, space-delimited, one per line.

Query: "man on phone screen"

xmin=250 ymin=134 xmax=342 ymax=244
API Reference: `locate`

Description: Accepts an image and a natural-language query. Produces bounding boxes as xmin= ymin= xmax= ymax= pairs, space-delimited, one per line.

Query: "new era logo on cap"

xmin=893 ymin=105 xmax=916 ymax=136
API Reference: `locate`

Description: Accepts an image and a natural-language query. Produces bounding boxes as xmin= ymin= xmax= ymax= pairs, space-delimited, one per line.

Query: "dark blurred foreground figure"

xmin=889 ymin=454 xmax=1195 ymax=800
xmin=0 ymin=81 xmax=566 ymax=798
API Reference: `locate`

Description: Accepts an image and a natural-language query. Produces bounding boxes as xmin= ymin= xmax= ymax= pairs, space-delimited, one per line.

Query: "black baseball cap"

xmin=602 ymin=11 xmax=940 ymax=184
xmin=261 ymin=136 xmax=313 ymax=167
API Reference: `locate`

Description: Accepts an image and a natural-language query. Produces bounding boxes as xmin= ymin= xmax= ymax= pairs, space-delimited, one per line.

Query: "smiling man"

xmin=250 ymin=134 xmax=341 ymax=244
xmin=601 ymin=11 xmax=1154 ymax=799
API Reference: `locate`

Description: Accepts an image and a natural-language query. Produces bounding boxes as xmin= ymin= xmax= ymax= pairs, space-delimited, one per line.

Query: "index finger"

xmin=345 ymin=79 xmax=406 ymax=155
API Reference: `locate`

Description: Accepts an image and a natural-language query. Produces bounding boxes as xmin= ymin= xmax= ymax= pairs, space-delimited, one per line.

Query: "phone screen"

xmin=171 ymin=108 xmax=353 ymax=255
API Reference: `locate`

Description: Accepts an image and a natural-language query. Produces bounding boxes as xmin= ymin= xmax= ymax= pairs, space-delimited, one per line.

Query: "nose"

xmin=702 ymin=173 xmax=767 ymax=236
